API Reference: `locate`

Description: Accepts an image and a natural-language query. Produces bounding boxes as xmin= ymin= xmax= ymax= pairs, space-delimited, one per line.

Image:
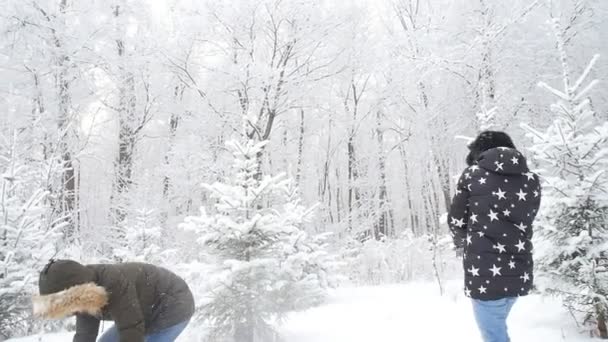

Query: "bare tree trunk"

xmin=111 ymin=3 xmax=137 ymax=226
xmin=33 ymin=0 xmax=77 ymax=237
xmin=346 ymin=82 xmax=364 ymax=233
xmin=161 ymin=85 xmax=183 ymax=227
xmin=597 ymin=304 xmax=607 ymax=339
xmin=398 ymin=143 xmax=418 ymax=235
xmin=55 ymin=0 xmax=77 ymax=239
xmin=476 ymin=0 xmax=496 ymax=114
xmin=374 ymin=110 xmax=393 ymax=239
xmin=433 ymin=142 xmax=453 ymax=212
xmin=335 ymin=167 xmax=342 ymax=224
xmin=347 ymin=132 xmax=358 ymax=233
xmin=431 ymin=224 xmax=444 ymax=296
xmin=319 ymin=114 xmax=335 ymax=225
xmin=296 ymin=109 xmax=305 ymax=187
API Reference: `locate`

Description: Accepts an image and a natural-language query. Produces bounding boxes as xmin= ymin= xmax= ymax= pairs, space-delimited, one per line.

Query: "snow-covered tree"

xmin=476 ymin=106 xmax=499 ymax=131
xmin=523 ymin=18 xmax=608 ymax=338
xmin=0 ymin=132 xmax=59 ymax=339
xmin=112 ymin=208 xmax=163 ymax=263
xmin=181 ymin=139 xmax=333 ymax=342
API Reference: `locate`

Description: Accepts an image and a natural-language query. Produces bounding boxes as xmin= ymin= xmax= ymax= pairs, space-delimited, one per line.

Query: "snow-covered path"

xmin=8 ymin=281 xmax=594 ymax=342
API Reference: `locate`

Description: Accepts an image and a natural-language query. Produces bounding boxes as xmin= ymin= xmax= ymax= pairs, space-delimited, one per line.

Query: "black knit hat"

xmin=466 ymin=131 xmax=516 ymax=166
xmin=39 ymin=259 xmax=95 ymax=295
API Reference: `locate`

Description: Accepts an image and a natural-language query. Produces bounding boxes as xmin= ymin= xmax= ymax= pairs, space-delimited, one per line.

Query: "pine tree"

xmin=0 ymin=132 xmax=59 ymax=339
xmin=523 ymin=18 xmax=608 ymax=338
xmin=181 ymin=139 xmax=332 ymax=342
xmin=113 ymin=208 xmax=163 ymax=264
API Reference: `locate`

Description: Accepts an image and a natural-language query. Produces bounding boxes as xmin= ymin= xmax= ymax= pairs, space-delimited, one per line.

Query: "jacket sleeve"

xmin=105 ymin=269 xmax=146 ymax=342
xmin=73 ymin=314 xmax=100 ymax=342
xmin=448 ymin=168 xmax=471 ymax=248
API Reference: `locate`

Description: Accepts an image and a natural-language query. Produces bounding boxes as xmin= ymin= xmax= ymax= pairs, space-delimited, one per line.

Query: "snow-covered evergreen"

xmin=112 ymin=208 xmax=163 ymax=263
xmin=180 ymin=139 xmax=333 ymax=342
xmin=523 ymin=18 xmax=608 ymax=338
xmin=0 ymin=132 xmax=59 ymax=339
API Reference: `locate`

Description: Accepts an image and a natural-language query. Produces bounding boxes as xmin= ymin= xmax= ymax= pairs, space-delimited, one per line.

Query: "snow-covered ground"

xmin=8 ymin=280 xmax=594 ymax=342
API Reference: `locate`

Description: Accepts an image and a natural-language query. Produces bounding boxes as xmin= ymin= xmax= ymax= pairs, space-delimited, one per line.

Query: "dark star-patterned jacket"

xmin=448 ymin=147 xmax=541 ymax=300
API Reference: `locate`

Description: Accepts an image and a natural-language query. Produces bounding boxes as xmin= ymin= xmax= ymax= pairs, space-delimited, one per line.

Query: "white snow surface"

xmin=8 ymin=280 xmax=595 ymax=342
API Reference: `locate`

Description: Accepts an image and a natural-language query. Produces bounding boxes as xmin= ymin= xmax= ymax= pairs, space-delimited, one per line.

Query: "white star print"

xmin=493 ymin=242 xmax=506 ymax=253
xmin=470 ymin=165 xmax=480 ymax=172
xmin=479 ymin=177 xmax=487 ymax=185
xmin=467 ymin=184 xmax=472 ymax=191
xmin=495 ymin=161 xmax=504 ymax=171
xmin=477 ymin=231 xmax=485 ymax=237
xmin=489 ymin=264 xmax=502 ymax=276
xmin=478 ymin=285 xmax=487 ymax=294
xmin=516 ymin=189 xmax=527 ymax=201
xmin=524 ymin=172 xmax=535 ymax=181
xmin=470 ymin=213 xmax=478 ymax=224
xmin=515 ymin=240 xmax=526 ymax=252
xmin=515 ymin=222 xmax=527 ymax=233
xmin=494 ymin=188 xmax=507 ymax=200
xmin=533 ymin=190 xmax=539 ymax=198
xmin=466 ymin=235 xmax=472 ymax=245
xmin=465 ymin=287 xmax=471 ymax=296
xmin=521 ymin=272 xmax=530 ymax=283
xmin=468 ymin=266 xmax=480 ymax=276
xmin=508 ymin=261 xmax=516 ymax=269
xmin=511 ymin=157 xmax=519 ymax=165
xmin=503 ymin=209 xmax=511 ymax=217
xmin=488 ymin=210 xmax=499 ymax=222
xmin=453 ymin=218 xmax=465 ymax=228
xmin=465 ymin=173 xmax=471 ymax=179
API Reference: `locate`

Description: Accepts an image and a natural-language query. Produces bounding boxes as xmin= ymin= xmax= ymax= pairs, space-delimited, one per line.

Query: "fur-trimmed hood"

xmin=32 ymin=282 xmax=108 ymax=319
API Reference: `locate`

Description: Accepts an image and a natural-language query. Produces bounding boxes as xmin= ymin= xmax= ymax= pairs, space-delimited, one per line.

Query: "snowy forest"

xmin=1 ymin=0 xmax=607 ymax=341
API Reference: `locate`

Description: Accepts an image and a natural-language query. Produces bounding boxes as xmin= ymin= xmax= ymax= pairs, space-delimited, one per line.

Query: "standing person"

xmin=448 ymin=131 xmax=541 ymax=342
xmin=33 ymin=259 xmax=195 ymax=342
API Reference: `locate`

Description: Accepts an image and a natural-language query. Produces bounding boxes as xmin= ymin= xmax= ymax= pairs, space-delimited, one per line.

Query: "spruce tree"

xmin=0 ymin=132 xmax=59 ymax=338
xmin=523 ymin=18 xmax=608 ymax=338
xmin=181 ymin=139 xmax=332 ymax=342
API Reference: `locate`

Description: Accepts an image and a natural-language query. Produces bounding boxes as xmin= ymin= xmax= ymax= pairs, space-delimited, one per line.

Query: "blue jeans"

xmin=472 ymin=298 xmax=517 ymax=342
xmin=98 ymin=320 xmax=189 ymax=342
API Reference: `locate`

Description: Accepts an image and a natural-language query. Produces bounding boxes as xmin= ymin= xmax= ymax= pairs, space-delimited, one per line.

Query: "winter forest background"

xmin=1 ymin=0 xmax=607 ymax=341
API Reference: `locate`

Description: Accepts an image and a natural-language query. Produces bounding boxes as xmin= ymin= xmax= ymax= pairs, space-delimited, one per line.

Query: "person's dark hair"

xmin=466 ymin=131 xmax=516 ymax=166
